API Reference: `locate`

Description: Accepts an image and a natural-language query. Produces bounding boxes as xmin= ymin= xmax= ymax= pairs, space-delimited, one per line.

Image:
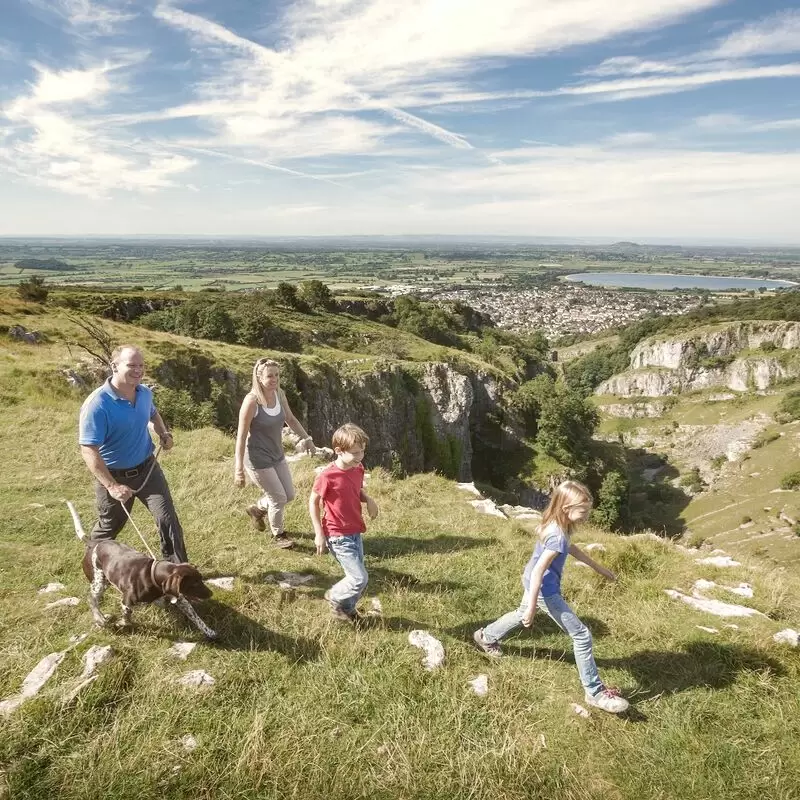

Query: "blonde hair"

xmin=538 ymin=480 xmax=593 ymax=538
xmin=251 ymin=358 xmax=280 ymax=407
xmin=332 ymin=423 xmax=369 ymax=452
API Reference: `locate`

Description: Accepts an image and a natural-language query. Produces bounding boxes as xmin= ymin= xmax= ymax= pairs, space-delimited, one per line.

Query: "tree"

xmin=298 ymin=279 xmax=332 ymax=310
xmin=274 ymin=282 xmax=306 ymax=311
xmin=536 ymin=388 xmax=598 ymax=469
xmin=17 ymin=276 xmax=48 ymax=303
xmin=592 ymin=470 xmax=629 ymax=530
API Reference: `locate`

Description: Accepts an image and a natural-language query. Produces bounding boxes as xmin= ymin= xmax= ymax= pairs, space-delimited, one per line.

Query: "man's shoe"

xmin=245 ymin=505 xmax=266 ymax=532
xmin=473 ymin=628 xmax=503 ymax=659
xmin=271 ymin=532 xmax=295 ymax=549
xmin=585 ymin=687 xmax=629 ymax=714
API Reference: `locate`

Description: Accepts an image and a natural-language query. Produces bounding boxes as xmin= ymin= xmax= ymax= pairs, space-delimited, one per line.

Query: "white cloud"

xmin=713 ymin=9 xmax=800 ymax=58
xmin=25 ymin=0 xmax=137 ymax=35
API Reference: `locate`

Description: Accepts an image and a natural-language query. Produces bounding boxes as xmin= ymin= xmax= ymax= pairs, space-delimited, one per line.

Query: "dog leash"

xmin=118 ymin=444 xmax=163 ymax=560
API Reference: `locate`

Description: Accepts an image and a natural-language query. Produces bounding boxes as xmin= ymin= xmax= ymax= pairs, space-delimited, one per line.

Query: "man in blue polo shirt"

xmin=79 ymin=344 xmax=189 ymax=563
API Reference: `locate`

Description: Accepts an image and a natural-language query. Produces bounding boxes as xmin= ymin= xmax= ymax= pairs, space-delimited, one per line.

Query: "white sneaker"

xmin=585 ymin=687 xmax=629 ymax=714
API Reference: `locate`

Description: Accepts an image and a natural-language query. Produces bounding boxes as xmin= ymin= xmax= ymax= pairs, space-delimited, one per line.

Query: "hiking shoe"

xmin=245 ymin=505 xmax=266 ymax=532
xmin=585 ymin=687 xmax=629 ymax=714
xmin=473 ymin=628 xmax=503 ymax=659
xmin=271 ymin=532 xmax=295 ymax=549
xmin=324 ymin=590 xmax=358 ymax=623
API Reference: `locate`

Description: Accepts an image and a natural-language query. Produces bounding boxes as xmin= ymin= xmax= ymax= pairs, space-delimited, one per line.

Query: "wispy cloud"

xmin=713 ymin=9 xmax=800 ymax=58
xmin=25 ymin=0 xmax=137 ymax=35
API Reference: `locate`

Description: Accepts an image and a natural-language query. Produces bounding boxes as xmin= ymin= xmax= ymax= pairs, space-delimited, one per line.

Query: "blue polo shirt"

xmin=79 ymin=380 xmax=157 ymax=469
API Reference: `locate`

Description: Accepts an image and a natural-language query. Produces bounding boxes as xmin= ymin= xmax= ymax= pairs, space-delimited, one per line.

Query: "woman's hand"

xmin=300 ymin=436 xmax=315 ymax=455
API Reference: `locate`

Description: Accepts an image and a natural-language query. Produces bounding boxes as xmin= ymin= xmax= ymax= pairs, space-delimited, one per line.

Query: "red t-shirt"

xmin=312 ymin=462 xmax=365 ymax=536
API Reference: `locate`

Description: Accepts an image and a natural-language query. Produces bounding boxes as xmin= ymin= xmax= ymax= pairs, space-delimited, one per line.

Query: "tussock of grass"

xmin=2 ymin=329 xmax=800 ymax=799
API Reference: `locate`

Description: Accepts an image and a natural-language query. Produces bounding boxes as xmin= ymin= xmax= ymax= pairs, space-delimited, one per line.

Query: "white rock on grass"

xmin=176 ymin=670 xmax=215 ymax=689
xmin=664 ymin=589 xmax=765 ymax=618
xmin=38 ymin=582 xmax=66 ymax=594
xmin=167 ymin=642 xmax=197 ymax=660
xmin=571 ymin=703 xmax=591 ymax=718
xmin=773 ymin=629 xmax=799 ymax=647
xmin=368 ymin=597 xmax=383 ymax=616
xmin=583 ymin=543 xmax=606 ymax=553
xmin=696 ymin=556 xmax=741 ymax=568
xmin=81 ymin=645 xmax=113 ymax=679
xmin=266 ymin=572 xmax=314 ymax=588
xmin=469 ymin=499 xmax=507 ymax=519
xmin=695 ymin=626 xmax=719 ymax=634
xmin=206 ymin=577 xmax=234 ymax=591
xmin=692 ymin=580 xmax=754 ymax=599
xmin=456 ymin=482 xmax=483 ymax=498
xmin=45 ymin=597 xmax=80 ymax=609
xmin=468 ymin=674 xmax=489 ymax=696
xmin=180 ymin=734 xmax=199 ymax=753
xmin=408 ymin=630 xmax=445 ymax=671
xmin=0 ymin=651 xmax=66 ymax=716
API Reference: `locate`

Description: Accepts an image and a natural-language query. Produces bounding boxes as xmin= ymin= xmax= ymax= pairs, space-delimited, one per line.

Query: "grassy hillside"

xmin=2 ymin=320 xmax=800 ymax=799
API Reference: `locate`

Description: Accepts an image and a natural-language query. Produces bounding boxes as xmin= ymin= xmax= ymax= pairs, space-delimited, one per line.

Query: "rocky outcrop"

xmin=598 ymin=401 xmax=666 ymax=418
xmin=597 ymin=321 xmax=800 ymax=397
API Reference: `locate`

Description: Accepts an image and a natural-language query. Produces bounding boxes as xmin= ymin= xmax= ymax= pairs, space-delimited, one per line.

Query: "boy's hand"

xmin=521 ymin=606 xmax=536 ymax=627
xmin=365 ymin=496 xmax=379 ymax=520
xmin=314 ymin=532 xmax=328 ymax=555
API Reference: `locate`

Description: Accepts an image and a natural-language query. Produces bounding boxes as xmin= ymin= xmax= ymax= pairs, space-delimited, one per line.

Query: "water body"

xmin=564 ymin=272 xmax=796 ymax=290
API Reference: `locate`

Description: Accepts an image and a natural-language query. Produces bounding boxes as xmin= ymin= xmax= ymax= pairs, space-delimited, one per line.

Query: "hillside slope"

xmin=1 ymin=324 xmax=800 ymax=800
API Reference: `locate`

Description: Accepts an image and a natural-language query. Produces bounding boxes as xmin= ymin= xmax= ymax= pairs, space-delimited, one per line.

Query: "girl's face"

xmin=566 ymin=500 xmax=592 ymax=523
xmin=259 ymin=366 xmax=280 ymax=390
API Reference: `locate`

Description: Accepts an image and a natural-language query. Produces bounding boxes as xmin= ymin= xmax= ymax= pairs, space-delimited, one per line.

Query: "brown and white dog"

xmin=67 ymin=501 xmax=217 ymax=639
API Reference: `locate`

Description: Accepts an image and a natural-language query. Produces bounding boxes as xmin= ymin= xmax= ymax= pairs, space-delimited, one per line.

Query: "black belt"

xmin=109 ymin=455 xmax=154 ymax=480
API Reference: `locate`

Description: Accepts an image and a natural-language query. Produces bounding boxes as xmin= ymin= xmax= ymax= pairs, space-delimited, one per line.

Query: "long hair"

xmin=538 ymin=480 xmax=593 ymax=538
xmin=251 ymin=358 xmax=280 ymax=407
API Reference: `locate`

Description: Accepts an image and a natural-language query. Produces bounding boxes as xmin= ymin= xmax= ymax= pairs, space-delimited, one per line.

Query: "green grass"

xmin=2 ymin=329 xmax=800 ymax=799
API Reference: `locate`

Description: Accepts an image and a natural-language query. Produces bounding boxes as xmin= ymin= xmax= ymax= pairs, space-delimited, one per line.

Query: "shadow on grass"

xmin=190 ymin=599 xmax=321 ymax=662
xmin=507 ymin=640 xmax=784 ymax=698
xmin=369 ymin=565 xmax=464 ymax=593
xmin=367 ymin=534 xmax=496 ymax=558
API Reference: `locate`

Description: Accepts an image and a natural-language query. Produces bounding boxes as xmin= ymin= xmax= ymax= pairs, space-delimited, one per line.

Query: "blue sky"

xmin=1 ymin=0 xmax=798 ymax=241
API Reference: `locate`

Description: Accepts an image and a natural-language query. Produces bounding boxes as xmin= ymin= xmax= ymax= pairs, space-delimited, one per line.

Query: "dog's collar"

xmin=150 ymin=559 xmax=161 ymax=589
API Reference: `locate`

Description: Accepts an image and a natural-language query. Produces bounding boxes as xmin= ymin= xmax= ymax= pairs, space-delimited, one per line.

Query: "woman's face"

xmin=259 ymin=365 xmax=280 ymax=389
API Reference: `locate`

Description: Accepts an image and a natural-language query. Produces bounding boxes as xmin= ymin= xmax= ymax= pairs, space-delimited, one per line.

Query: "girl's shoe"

xmin=473 ymin=628 xmax=503 ymax=659
xmin=585 ymin=687 xmax=629 ymax=714
xmin=245 ymin=505 xmax=266 ymax=531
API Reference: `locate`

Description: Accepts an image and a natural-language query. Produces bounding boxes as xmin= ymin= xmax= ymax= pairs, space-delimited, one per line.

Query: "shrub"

xmin=710 ymin=455 xmax=727 ymax=470
xmin=679 ymin=467 xmax=704 ymax=493
xmin=752 ymin=430 xmax=780 ymax=449
xmin=17 ymin=276 xmax=48 ymax=303
xmin=777 ymin=391 xmax=800 ymax=422
xmin=761 ymin=340 xmax=777 ymax=352
xmin=740 ymin=515 xmax=752 ymax=524
xmin=591 ymin=470 xmax=629 ymax=531
xmin=780 ymin=471 xmax=800 ymax=490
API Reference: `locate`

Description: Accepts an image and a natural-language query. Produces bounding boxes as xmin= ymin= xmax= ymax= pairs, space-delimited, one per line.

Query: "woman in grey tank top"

xmin=234 ymin=358 xmax=315 ymax=548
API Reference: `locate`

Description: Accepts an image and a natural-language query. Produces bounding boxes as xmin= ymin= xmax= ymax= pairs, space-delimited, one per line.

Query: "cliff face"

xmin=596 ymin=321 xmax=800 ymax=398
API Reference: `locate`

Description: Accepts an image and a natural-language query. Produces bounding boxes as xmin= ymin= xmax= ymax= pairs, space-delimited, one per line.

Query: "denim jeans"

xmin=326 ymin=533 xmax=368 ymax=613
xmin=483 ymin=587 xmax=604 ymax=696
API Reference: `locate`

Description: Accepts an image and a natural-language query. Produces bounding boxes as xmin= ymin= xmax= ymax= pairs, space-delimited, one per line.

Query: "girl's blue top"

xmin=522 ymin=522 xmax=570 ymax=597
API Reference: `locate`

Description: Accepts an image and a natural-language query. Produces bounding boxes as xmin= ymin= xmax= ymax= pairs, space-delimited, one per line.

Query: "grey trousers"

xmin=245 ymin=459 xmax=296 ymax=536
xmin=91 ymin=461 xmax=189 ymax=563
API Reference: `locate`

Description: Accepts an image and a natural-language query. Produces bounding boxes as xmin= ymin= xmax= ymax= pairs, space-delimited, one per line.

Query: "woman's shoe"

xmin=245 ymin=505 xmax=266 ymax=531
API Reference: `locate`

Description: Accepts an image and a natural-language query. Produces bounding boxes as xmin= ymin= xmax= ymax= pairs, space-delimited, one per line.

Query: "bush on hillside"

xmin=777 ymin=390 xmax=800 ymax=422
xmin=780 ymin=471 xmax=800 ymax=490
xmin=298 ymin=280 xmax=333 ymax=310
xmin=591 ymin=470 xmax=629 ymax=531
xmin=17 ymin=276 xmax=48 ymax=303
xmin=536 ymin=387 xmax=598 ymax=471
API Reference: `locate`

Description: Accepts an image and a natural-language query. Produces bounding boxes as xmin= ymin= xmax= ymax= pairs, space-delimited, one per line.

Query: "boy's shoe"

xmin=473 ymin=628 xmax=503 ymax=659
xmin=245 ymin=505 xmax=266 ymax=532
xmin=324 ymin=590 xmax=359 ymax=623
xmin=271 ymin=532 xmax=295 ymax=549
xmin=585 ymin=687 xmax=629 ymax=714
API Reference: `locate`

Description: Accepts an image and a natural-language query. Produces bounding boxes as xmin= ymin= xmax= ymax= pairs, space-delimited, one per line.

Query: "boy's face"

xmin=335 ymin=443 xmax=365 ymax=468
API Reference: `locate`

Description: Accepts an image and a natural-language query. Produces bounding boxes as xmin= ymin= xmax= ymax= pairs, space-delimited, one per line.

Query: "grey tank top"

xmin=244 ymin=393 xmax=286 ymax=470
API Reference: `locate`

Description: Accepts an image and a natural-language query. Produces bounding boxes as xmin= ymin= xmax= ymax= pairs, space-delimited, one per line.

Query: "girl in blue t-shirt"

xmin=474 ymin=480 xmax=629 ymax=714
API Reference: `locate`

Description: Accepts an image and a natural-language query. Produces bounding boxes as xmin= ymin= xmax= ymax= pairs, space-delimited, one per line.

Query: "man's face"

xmin=113 ymin=349 xmax=145 ymax=385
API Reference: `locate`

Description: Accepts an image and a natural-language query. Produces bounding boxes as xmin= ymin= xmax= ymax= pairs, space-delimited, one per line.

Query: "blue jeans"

xmin=326 ymin=534 xmax=368 ymax=613
xmin=483 ymin=587 xmax=604 ymax=696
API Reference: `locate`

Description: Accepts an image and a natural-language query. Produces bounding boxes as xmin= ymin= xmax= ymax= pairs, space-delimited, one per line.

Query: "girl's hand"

xmin=366 ymin=497 xmax=379 ymax=520
xmin=234 ymin=472 xmax=245 ymax=488
xmin=314 ymin=533 xmax=328 ymax=555
xmin=598 ymin=566 xmax=617 ymax=582
xmin=521 ymin=606 xmax=536 ymax=627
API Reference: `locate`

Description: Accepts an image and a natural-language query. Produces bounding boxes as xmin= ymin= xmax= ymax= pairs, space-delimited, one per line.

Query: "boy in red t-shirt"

xmin=309 ymin=423 xmax=379 ymax=622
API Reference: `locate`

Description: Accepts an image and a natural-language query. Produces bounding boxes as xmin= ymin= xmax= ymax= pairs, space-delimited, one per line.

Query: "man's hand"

xmin=159 ymin=431 xmax=174 ymax=451
xmin=521 ymin=605 xmax=537 ymax=628
xmin=314 ymin=532 xmax=328 ymax=555
xmin=107 ymin=482 xmax=134 ymax=503
xmin=365 ymin=496 xmax=379 ymax=520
